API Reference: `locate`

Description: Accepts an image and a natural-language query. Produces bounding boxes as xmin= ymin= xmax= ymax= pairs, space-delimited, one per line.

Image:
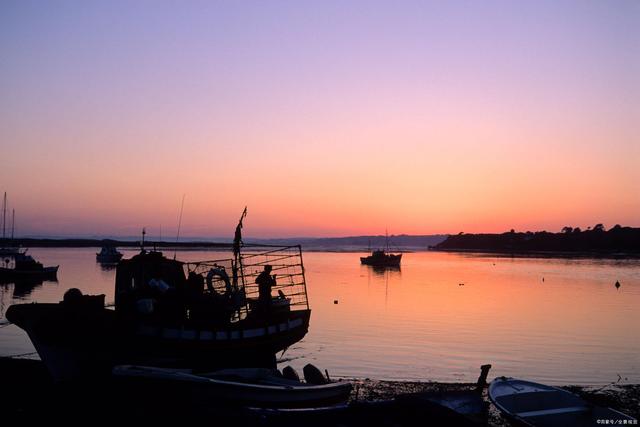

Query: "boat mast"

xmin=385 ymin=228 xmax=389 ymax=252
xmin=11 ymin=209 xmax=14 ymax=242
xmin=232 ymin=206 xmax=248 ymax=290
xmin=174 ymin=194 xmax=185 ymax=260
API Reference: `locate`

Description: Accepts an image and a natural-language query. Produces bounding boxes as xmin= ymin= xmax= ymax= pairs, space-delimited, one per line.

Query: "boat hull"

xmin=6 ymin=302 xmax=311 ymax=382
xmin=360 ymin=254 xmax=402 ymax=267
xmin=489 ymin=377 xmax=636 ymax=427
xmin=113 ymin=365 xmax=352 ymax=408
xmin=0 ymin=265 xmax=58 ymax=282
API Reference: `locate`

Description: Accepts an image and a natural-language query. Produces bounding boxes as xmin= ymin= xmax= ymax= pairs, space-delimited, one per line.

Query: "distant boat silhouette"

xmin=96 ymin=245 xmax=123 ymax=263
xmin=360 ymin=232 xmax=402 ymax=267
xmin=0 ymin=252 xmax=58 ymax=282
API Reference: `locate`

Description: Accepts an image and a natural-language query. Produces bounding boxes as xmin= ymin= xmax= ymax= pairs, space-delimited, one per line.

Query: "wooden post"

xmin=476 ymin=364 xmax=492 ymax=392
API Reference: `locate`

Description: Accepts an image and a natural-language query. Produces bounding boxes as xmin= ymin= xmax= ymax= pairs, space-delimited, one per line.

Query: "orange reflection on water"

xmin=1 ymin=249 xmax=638 ymax=385
xmin=294 ymin=252 xmax=640 ymax=384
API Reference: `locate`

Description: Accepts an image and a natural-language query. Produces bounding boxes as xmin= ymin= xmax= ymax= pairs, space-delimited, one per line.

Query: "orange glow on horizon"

xmin=1 ymin=2 xmax=638 ymax=237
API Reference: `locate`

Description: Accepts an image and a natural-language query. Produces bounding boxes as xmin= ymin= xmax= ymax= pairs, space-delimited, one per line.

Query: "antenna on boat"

xmin=174 ymin=194 xmax=186 ymax=260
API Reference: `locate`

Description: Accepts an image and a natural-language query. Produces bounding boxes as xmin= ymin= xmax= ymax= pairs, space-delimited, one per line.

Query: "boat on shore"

xmin=0 ymin=253 xmax=58 ymax=283
xmin=7 ymin=213 xmax=312 ymax=381
xmin=96 ymin=245 xmax=123 ymax=263
xmin=489 ymin=377 xmax=636 ymax=426
xmin=112 ymin=365 xmax=352 ymax=408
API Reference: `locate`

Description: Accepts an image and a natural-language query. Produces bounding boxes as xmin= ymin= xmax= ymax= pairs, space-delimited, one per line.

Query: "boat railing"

xmin=186 ymin=244 xmax=309 ymax=314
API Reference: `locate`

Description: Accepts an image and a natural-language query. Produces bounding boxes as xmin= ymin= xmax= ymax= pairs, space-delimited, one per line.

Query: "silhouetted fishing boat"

xmin=113 ymin=365 xmax=352 ymax=408
xmin=0 ymin=253 xmax=58 ymax=283
xmin=489 ymin=377 xmax=636 ymax=426
xmin=7 ymin=211 xmax=312 ymax=381
xmin=96 ymin=245 xmax=123 ymax=263
xmin=360 ymin=250 xmax=402 ymax=267
xmin=360 ymin=232 xmax=402 ymax=267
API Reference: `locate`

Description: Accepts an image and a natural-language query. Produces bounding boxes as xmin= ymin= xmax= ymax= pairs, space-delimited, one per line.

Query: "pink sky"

xmin=1 ymin=1 xmax=638 ymax=238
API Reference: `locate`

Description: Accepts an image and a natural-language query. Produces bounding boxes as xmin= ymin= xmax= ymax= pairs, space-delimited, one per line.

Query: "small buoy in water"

xmin=615 ymin=280 xmax=621 ymax=289
xmin=334 ymin=300 xmax=338 ymax=304
xmin=542 ymin=277 xmax=545 ymax=282
xmin=458 ymin=283 xmax=464 ymax=286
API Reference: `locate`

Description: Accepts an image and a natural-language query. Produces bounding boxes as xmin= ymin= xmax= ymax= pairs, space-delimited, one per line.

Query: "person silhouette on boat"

xmin=256 ymin=265 xmax=276 ymax=315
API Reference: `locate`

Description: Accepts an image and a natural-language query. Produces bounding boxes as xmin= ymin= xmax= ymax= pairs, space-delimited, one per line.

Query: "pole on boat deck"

xmin=233 ymin=207 xmax=248 ymax=314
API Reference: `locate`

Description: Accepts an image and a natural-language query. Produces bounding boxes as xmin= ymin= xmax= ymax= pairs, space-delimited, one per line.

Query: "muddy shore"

xmin=1 ymin=358 xmax=637 ymax=425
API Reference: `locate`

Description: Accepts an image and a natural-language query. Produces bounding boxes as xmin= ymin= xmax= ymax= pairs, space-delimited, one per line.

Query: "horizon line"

xmin=8 ymin=224 xmax=638 ymax=242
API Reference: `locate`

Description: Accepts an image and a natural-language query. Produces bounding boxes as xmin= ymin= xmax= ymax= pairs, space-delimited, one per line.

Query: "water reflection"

xmin=1 ymin=278 xmax=57 ymax=299
xmin=367 ymin=265 xmax=402 ymax=277
xmin=1 ymin=248 xmax=639 ymax=385
xmin=98 ymin=262 xmax=118 ymax=271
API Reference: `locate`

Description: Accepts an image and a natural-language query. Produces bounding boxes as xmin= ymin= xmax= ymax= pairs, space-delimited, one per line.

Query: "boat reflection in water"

xmin=98 ymin=262 xmax=118 ymax=272
xmin=96 ymin=245 xmax=123 ymax=264
xmin=368 ymin=265 xmax=401 ymax=276
xmin=7 ymin=241 xmax=311 ymax=382
xmin=1 ymin=277 xmax=56 ymax=299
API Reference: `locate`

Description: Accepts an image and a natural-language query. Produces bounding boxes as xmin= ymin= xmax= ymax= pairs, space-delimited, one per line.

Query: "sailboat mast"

xmin=385 ymin=228 xmax=389 ymax=252
xmin=11 ymin=209 xmax=14 ymax=241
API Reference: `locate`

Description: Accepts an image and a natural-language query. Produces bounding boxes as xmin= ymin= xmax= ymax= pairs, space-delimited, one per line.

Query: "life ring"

xmin=206 ymin=267 xmax=232 ymax=295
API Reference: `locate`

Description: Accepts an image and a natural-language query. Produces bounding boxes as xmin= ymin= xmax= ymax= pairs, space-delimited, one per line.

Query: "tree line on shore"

xmin=434 ymin=224 xmax=640 ymax=253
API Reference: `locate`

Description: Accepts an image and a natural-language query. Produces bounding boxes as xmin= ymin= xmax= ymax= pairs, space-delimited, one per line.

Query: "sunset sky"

xmin=1 ymin=1 xmax=638 ymax=238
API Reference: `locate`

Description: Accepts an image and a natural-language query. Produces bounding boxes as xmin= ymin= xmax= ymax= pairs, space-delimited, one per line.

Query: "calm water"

xmin=1 ymin=248 xmax=639 ymax=385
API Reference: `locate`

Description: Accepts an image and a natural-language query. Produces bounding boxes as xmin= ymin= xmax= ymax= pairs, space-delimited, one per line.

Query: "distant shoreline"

xmin=4 ymin=238 xmax=640 ymax=259
xmin=433 ymin=226 xmax=640 ymax=258
xmin=430 ymin=248 xmax=640 ymax=259
xmin=3 ymin=238 xmax=232 ymax=249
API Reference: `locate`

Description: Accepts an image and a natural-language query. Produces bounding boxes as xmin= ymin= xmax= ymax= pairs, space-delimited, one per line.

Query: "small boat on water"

xmin=360 ymin=232 xmax=402 ymax=268
xmin=360 ymin=250 xmax=402 ymax=267
xmin=489 ymin=377 xmax=636 ymax=427
xmin=0 ymin=246 xmax=26 ymax=258
xmin=96 ymin=245 xmax=123 ymax=263
xmin=113 ymin=365 xmax=352 ymax=408
xmin=0 ymin=253 xmax=58 ymax=283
